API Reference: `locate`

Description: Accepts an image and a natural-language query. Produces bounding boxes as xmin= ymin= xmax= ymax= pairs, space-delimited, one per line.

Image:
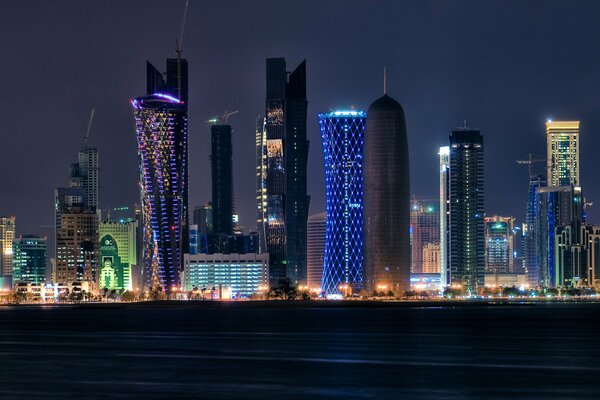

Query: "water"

xmin=1 ymin=301 xmax=599 ymax=399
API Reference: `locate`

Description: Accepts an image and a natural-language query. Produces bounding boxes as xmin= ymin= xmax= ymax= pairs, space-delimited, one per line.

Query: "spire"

xmin=383 ymin=66 xmax=387 ymax=95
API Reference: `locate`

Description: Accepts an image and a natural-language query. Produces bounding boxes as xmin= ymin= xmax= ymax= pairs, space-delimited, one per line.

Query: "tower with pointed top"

xmin=363 ymin=89 xmax=410 ymax=293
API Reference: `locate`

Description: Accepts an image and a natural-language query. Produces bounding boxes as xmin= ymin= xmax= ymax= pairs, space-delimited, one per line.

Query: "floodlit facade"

xmin=448 ymin=129 xmax=485 ymax=291
xmin=363 ymin=94 xmax=410 ymax=293
xmin=0 ymin=216 xmax=15 ymax=277
xmin=546 ymin=120 xmax=579 ymax=187
xmin=12 ymin=235 xmax=46 ymax=285
xmin=257 ymin=58 xmax=309 ymax=286
xmin=132 ymin=93 xmax=188 ymax=293
xmin=422 ymin=243 xmax=441 ymax=274
xmin=411 ymin=199 xmax=440 ymax=273
xmin=307 ymin=212 xmax=326 ymax=290
xmin=182 ymin=253 xmax=269 ymax=297
xmin=318 ymin=111 xmax=365 ymax=294
xmin=99 ymin=219 xmax=138 ymax=291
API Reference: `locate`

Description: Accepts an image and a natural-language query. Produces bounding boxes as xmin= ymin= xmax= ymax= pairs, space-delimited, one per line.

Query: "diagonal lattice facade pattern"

xmin=132 ymin=93 xmax=188 ymax=293
xmin=318 ymin=111 xmax=365 ymax=295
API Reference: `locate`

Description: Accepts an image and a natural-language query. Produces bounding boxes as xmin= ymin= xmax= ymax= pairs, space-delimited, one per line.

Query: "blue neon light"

xmin=318 ymin=111 xmax=366 ymax=295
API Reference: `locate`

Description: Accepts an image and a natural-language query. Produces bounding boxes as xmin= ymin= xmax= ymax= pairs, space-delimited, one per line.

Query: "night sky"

xmin=1 ymin=0 xmax=599 ymax=241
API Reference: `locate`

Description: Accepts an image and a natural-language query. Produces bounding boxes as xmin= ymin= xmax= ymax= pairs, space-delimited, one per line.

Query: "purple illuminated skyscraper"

xmin=131 ymin=93 xmax=188 ymax=294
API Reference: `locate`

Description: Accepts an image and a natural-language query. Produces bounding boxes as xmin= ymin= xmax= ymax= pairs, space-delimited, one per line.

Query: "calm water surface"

xmin=1 ymin=301 xmax=599 ymax=399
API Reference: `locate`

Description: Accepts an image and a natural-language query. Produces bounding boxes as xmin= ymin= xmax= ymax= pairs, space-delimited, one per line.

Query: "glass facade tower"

xmin=132 ymin=93 xmax=188 ymax=293
xmin=210 ymin=124 xmax=233 ymax=237
xmin=318 ymin=111 xmax=365 ymax=295
xmin=12 ymin=235 xmax=46 ymax=284
xmin=258 ymin=58 xmax=309 ymax=286
xmin=363 ymin=94 xmax=410 ymax=293
xmin=448 ymin=129 xmax=485 ymax=291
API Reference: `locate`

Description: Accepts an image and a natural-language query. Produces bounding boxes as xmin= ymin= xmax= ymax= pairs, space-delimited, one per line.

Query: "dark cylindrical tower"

xmin=363 ymin=94 xmax=410 ymax=293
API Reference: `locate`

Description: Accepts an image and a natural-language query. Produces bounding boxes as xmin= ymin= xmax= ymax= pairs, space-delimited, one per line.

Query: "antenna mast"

xmin=175 ymin=0 xmax=189 ymax=101
xmin=84 ymin=108 xmax=95 ymax=147
xmin=383 ymin=66 xmax=387 ymax=95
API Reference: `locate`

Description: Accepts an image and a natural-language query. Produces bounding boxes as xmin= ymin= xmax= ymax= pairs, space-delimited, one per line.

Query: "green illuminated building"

xmin=99 ymin=219 xmax=138 ymax=291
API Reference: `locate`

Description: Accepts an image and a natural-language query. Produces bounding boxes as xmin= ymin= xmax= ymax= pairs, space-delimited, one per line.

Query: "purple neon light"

xmin=153 ymin=93 xmax=184 ymax=104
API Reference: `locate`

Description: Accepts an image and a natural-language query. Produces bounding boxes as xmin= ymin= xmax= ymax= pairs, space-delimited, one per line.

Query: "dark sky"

xmin=1 ymin=0 xmax=599 ymax=240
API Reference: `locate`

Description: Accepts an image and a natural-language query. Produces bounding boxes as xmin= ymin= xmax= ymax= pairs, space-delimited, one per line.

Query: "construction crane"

xmin=206 ymin=110 xmax=239 ymax=125
xmin=174 ymin=0 xmax=189 ymax=101
xmin=83 ymin=108 xmax=95 ymax=147
xmin=516 ymin=153 xmax=545 ymax=177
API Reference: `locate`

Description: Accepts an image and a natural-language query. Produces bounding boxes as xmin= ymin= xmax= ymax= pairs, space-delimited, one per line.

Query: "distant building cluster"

xmin=1 ymin=50 xmax=597 ymax=303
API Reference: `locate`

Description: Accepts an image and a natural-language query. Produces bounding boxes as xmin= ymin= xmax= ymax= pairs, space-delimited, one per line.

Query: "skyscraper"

xmin=439 ymin=146 xmax=450 ymax=287
xmin=78 ymin=147 xmax=99 ymax=210
xmin=448 ymin=129 xmax=485 ymax=291
xmin=524 ymin=175 xmax=546 ymax=287
xmin=258 ymin=58 xmax=309 ymax=286
xmin=211 ymin=124 xmax=233 ymax=237
xmin=546 ymin=120 xmax=579 ymax=187
xmin=12 ymin=235 xmax=47 ymax=285
xmin=132 ymin=93 xmax=188 ymax=293
xmin=535 ymin=186 xmax=583 ymax=287
xmin=410 ymin=199 xmax=440 ymax=274
xmin=363 ymin=94 xmax=410 ymax=293
xmin=193 ymin=203 xmax=213 ymax=236
xmin=307 ymin=212 xmax=326 ymax=290
xmin=147 ymin=59 xmax=188 ymax=104
xmin=484 ymin=216 xmax=515 ymax=274
xmin=318 ymin=110 xmax=366 ymax=295
xmin=0 ymin=216 xmax=16 ymax=277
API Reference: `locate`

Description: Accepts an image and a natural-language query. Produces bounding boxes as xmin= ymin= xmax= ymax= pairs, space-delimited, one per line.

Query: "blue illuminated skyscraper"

xmin=318 ymin=111 xmax=365 ymax=295
xmin=131 ymin=93 xmax=188 ymax=294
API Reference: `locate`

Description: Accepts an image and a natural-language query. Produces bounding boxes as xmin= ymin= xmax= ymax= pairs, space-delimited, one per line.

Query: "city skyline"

xmin=2 ymin=1 xmax=600 ymax=240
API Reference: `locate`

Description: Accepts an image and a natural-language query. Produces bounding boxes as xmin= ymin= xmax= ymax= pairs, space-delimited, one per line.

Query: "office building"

xmin=524 ymin=175 xmax=546 ymax=287
xmin=0 ymin=216 xmax=15 ymax=277
xmin=182 ymin=253 xmax=269 ymax=298
xmin=363 ymin=93 xmax=410 ymax=293
xmin=99 ymin=218 xmax=138 ymax=291
xmin=132 ymin=92 xmax=188 ymax=293
xmin=448 ymin=129 xmax=485 ymax=291
xmin=211 ymin=124 xmax=233 ymax=237
xmin=555 ymin=223 xmax=600 ymax=288
xmin=535 ymin=186 xmax=583 ymax=287
xmin=307 ymin=212 xmax=326 ymax=290
xmin=257 ymin=58 xmax=309 ymax=286
xmin=193 ymin=203 xmax=213 ymax=235
xmin=484 ymin=216 xmax=515 ymax=274
xmin=318 ymin=111 xmax=365 ymax=294
xmin=55 ymin=207 xmax=98 ymax=288
xmin=78 ymin=147 xmax=99 ymax=210
xmin=546 ymin=121 xmax=579 ymax=187
xmin=12 ymin=235 xmax=46 ymax=285
xmin=411 ymin=199 xmax=440 ymax=273
xmin=422 ymin=243 xmax=441 ymax=274
xmin=439 ymin=146 xmax=450 ymax=286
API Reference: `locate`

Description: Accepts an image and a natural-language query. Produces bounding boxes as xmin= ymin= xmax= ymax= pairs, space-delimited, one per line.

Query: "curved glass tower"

xmin=132 ymin=93 xmax=188 ymax=293
xmin=363 ymin=94 xmax=410 ymax=293
xmin=318 ymin=111 xmax=366 ymax=295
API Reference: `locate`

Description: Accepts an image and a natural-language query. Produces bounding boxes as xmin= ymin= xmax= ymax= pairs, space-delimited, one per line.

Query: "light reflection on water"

xmin=1 ymin=302 xmax=599 ymax=399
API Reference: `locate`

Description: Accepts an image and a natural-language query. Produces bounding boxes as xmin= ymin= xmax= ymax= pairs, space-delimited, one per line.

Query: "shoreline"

xmin=2 ymin=298 xmax=600 ymax=309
